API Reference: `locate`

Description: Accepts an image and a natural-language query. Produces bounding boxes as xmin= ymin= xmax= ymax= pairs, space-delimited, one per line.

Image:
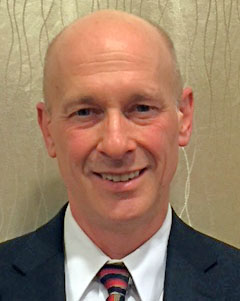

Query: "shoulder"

xmin=0 ymin=204 xmax=67 ymax=267
xmin=166 ymin=213 xmax=240 ymax=300
xmin=165 ymin=210 xmax=240 ymax=299
xmin=170 ymin=210 xmax=240 ymax=259
xmin=0 ymin=205 xmax=67 ymax=300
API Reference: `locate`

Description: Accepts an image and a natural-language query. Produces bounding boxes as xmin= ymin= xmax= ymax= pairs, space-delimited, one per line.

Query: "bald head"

xmin=43 ymin=10 xmax=182 ymax=111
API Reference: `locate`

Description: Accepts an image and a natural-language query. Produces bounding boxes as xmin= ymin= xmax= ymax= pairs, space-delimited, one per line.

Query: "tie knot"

xmin=98 ymin=262 xmax=130 ymax=301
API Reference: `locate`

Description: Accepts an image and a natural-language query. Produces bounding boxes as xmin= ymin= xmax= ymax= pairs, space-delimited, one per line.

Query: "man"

xmin=0 ymin=9 xmax=239 ymax=301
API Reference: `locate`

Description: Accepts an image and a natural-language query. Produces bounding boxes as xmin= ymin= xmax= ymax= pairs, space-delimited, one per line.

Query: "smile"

xmin=95 ymin=169 xmax=145 ymax=182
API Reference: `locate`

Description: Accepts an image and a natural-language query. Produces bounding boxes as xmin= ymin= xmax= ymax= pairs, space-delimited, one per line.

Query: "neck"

xmin=70 ymin=202 xmax=169 ymax=259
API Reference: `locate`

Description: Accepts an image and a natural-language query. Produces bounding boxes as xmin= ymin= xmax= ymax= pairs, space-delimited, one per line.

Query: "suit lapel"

xmin=6 ymin=205 xmax=67 ymax=301
xmin=163 ymin=211 xmax=226 ymax=301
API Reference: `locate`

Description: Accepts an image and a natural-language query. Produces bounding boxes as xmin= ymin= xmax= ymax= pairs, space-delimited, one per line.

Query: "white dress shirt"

xmin=64 ymin=204 xmax=172 ymax=301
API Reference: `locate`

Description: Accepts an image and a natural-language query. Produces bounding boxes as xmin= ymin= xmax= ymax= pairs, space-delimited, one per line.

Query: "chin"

xmin=102 ymin=200 xmax=154 ymax=224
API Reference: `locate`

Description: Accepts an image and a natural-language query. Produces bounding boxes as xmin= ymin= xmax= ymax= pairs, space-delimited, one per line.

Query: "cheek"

xmin=52 ymin=126 xmax=90 ymax=167
xmin=64 ymin=131 xmax=94 ymax=163
xmin=139 ymin=118 xmax=179 ymax=184
xmin=54 ymin=131 xmax=94 ymax=189
xmin=141 ymin=119 xmax=179 ymax=158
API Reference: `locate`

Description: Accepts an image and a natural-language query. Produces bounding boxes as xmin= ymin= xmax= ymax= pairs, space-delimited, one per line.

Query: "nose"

xmin=96 ymin=110 xmax=137 ymax=159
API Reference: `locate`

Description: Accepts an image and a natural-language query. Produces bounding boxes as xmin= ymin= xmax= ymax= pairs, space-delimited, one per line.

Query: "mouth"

xmin=93 ymin=168 xmax=146 ymax=183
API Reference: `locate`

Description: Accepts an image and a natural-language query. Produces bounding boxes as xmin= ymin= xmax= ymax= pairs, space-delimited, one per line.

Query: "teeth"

xmin=101 ymin=170 xmax=140 ymax=182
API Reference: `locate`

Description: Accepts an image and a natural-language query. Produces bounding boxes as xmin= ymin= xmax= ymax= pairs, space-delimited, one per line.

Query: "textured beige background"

xmin=0 ymin=0 xmax=239 ymax=248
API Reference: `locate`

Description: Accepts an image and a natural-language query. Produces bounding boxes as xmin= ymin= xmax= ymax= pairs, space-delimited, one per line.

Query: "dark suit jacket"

xmin=0 ymin=205 xmax=240 ymax=300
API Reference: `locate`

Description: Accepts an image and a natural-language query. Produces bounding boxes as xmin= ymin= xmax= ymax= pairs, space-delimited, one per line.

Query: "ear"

xmin=36 ymin=102 xmax=56 ymax=158
xmin=178 ymin=87 xmax=194 ymax=147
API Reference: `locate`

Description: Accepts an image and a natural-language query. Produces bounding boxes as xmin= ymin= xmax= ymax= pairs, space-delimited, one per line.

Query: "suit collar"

xmin=164 ymin=210 xmax=224 ymax=300
xmin=13 ymin=204 xmax=67 ymax=273
xmin=8 ymin=205 xmax=67 ymax=301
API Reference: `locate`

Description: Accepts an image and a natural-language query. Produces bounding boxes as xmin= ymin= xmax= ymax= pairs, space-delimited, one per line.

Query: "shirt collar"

xmin=64 ymin=205 xmax=110 ymax=301
xmin=123 ymin=205 xmax=172 ymax=301
xmin=64 ymin=204 xmax=172 ymax=301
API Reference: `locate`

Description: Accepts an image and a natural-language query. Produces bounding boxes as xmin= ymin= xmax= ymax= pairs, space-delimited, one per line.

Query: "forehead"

xmin=55 ymin=14 xmax=172 ymax=72
xmin=46 ymin=15 xmax=175 ymax=107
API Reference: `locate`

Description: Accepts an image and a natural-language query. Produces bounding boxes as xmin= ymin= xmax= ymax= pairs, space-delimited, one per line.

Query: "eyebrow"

xmin=129 ymin=91 xmax=165 ymax=105
xmin=130 ymin=93 xmax=157 ymax=102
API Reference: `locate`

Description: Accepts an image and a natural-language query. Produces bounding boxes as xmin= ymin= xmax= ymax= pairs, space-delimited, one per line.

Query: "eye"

xmin=126 ymin=103 xmax=159 ymax=122
xmin=132 ymin=104 xmax=156 ymax=115
xmin=74 ymin=107 xmax=102 ymax=118
xmin=76 ymin=108 xmax=92 ymax=116
xmin=71 ymin=107 xmax=104 ymax=125
xmin=135 ymin=104 xmax=151 ymax=112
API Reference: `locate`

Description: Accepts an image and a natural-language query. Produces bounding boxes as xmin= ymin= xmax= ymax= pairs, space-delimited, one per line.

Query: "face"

xmin=38 ymin=20 xmax=193 ymax=231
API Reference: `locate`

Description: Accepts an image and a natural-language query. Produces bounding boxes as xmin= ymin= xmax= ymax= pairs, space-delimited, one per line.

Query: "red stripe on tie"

xmin=99 ymin=268 xmax=129 ymax=277
xmin=104 ymin=278 xmax=128 ymax=290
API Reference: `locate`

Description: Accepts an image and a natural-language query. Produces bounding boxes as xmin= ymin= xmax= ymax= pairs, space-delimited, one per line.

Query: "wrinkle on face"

xmin=57 ymin=39 xmax=167 ymax=74
xmin=62 ymin=60 xmax=148 ymax=77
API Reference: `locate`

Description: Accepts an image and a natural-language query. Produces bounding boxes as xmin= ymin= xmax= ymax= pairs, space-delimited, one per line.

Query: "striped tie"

xmin=98 ymin=262 xmax=130 ymax=301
